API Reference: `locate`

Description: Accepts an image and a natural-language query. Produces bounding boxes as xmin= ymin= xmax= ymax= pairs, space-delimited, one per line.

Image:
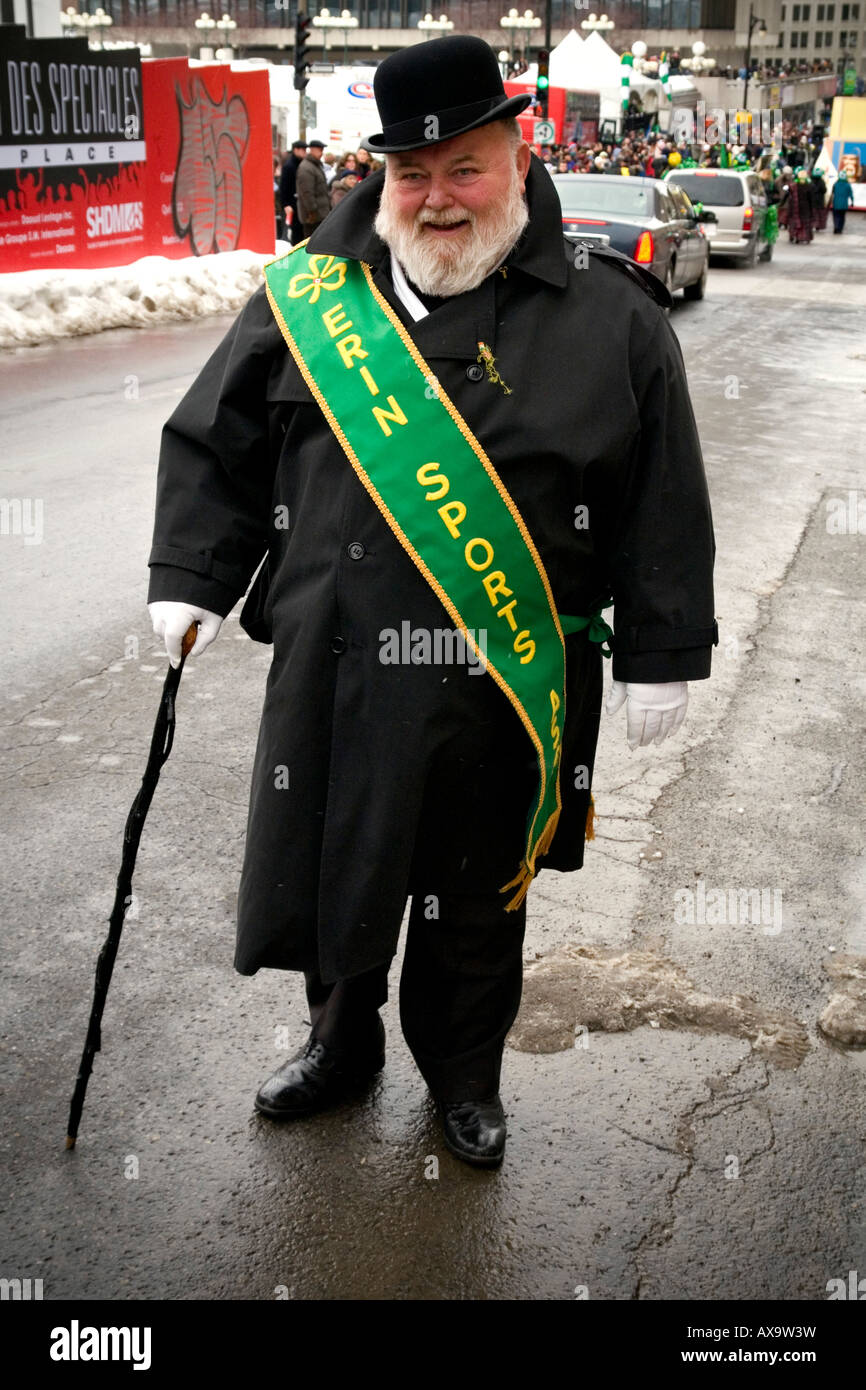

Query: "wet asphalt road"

xmin=1 ymin=224 xmax=865 ymax=1302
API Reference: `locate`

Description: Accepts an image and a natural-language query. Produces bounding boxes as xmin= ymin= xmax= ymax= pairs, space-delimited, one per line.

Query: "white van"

xmin=665 ymin=169 xmax=773 ymax=265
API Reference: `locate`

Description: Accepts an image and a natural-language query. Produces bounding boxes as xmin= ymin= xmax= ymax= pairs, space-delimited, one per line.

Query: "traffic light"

xmin=536 ymin=49 xmax=550 ymax=118
xmin=294 ymin=13 xmax=312 ymax=92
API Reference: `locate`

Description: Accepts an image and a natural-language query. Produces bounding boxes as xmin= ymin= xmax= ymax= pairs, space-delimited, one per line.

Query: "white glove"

xmin=605 ymin=680 xmax=688 ymax=750
xmin=148 ymin=601 xmax=223 ymax=669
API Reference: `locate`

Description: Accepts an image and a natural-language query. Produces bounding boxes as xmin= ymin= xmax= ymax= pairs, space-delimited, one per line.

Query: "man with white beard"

xmin=147 ymin=37 xmax=716 ymax=1168
xmin=372 ymin=119 xmax=530 ymax=300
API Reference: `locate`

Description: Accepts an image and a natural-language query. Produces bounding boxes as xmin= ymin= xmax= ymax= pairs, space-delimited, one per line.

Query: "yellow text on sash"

xmin=284 ymin=254 xmax=553 ymax=754
xmin=415 ymin=461 xmax=537 ymax=668
xmin=320 ymin=300 xmax=407 ymax=438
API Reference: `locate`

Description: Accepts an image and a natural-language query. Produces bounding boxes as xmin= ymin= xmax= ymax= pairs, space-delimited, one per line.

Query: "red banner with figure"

xmin=0 ymin=32 xmax=273 ymax=273
xmin=140 ymin=57 xmax=273 ymax=261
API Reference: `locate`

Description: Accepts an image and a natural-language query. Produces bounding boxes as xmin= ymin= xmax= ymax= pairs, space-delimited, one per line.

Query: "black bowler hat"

xmin=361 ymin=36 xmax=532 ymax=154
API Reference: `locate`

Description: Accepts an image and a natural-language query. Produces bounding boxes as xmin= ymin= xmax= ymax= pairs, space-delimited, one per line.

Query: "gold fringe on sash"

xmin=500 ymin=793 xmax=597 ymax=910
xmin=499 ymin=808 xmax=562 ymax=911
xmin=501 ymin=873 xmax=533 ymax=912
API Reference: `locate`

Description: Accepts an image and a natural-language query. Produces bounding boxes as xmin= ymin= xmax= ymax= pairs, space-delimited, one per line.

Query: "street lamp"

xmin=338 ymin=9 xmax=358 ymax=65
xmin=60 ymin=6 xmax=114 ymax=48
xmin=499 ymin=9 xmax=541 ymax=62
xmin=498 ymin=48 xmax=511 ymax=79
xmin=60 ymin=7 xmax=87 ymax=35
xmin=89 ymin=8 xmax=113 ymax=48
xmin=417 ymin=13 xmax=455 ymax=40
xmin=499 ymin=9 xmax=518 ymax=59
xmin=580 ymin=12 xmax=614 ymax=32
xmin=313 ymin=8 xmax=334 ymax=61
xmin=743 ymin=4 xmax=768 ymax=112
xmin=681 ymin=39 xmax=716 ymax=75
xmin=314 ymin=9 xmax=360 ymax=64
xmin=195 ymin=11 xmax=217 ymax=60
xmin=630 ymin=40 xmax=658 ymax=76
xmin=215 ymin=11 xmax=237 ymax=58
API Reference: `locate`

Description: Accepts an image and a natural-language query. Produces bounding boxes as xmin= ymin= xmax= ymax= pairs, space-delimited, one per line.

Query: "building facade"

xmin=776 ymin=1 xmax=862 ymax=76
xmin=7 ymin=1 xmax=862 ymax=84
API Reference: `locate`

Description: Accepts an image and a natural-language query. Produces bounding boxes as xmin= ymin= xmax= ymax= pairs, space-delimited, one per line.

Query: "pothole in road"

xmin=509 ymin=944 xmax=810 ymax=1069
xmin=818 ymin=955 xmax=866 ymax=1048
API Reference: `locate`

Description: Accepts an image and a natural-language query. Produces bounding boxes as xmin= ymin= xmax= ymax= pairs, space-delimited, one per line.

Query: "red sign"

xmin=505 ymin=80 xmax=567 ymax=144
xmin=140 ymin=58 xmax=273 ymax=261
xmin=0 ymin=42 xmax=273 ymax=273
xmin=0 ymin=35 xmax=146 ymax=270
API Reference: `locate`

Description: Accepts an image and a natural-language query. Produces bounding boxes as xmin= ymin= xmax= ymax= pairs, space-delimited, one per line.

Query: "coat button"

xmin=330 ymin=637 xmax=347 ymax=655
xmin=347 ymin=541 xmax=366 ymax=560
xmin=466 ymin=363 xmax=485 ymax=382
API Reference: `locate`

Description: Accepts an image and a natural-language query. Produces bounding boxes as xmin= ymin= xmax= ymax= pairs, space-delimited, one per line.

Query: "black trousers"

xmin=304 ymin=691 xmax=538 ymax=1103
xmin=305 ymin=892 xmax=527 ymax=1103
xmin=832 ymin=209 xmax=847 ymax=234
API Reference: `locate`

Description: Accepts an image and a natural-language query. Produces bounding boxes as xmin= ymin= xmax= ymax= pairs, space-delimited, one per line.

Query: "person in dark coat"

xmin=295 ymin=140 xmax=331 ymax=239
xmin=330 ymin=172 xmax=360 ymax=208
xmin=782 ymin=168 xmax=815 ymax=243
xmin=831 ymin=170 xmax=855 ymax=233
xmin=147 ymin=37 xmax=716 ymax=1168
xmin=775 ymin=165 xmax=794 ymax=227
xmin=278 ymin=140 xmax=307 ymax=246
xmin=272 ymin=153 xmax=286 ymax=242
xmin=354 ymin=147 xmax=374 ymax=179
xmin=810 ymin=168 xmax=828 ymax=229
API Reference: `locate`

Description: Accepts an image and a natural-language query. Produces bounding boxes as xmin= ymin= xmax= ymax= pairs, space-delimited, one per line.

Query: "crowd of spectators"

xmin=531 ymin=117 xmax=858 ymax=243
xmin=531 ymin=119 xmax=828 ymax=180
xmin=505 ymin=54 xmax=845 ymax=83
xmin=274 ymin=142 xmax=386 ymax=242
xmin=272 ymin=117 xmax=857 ymax=247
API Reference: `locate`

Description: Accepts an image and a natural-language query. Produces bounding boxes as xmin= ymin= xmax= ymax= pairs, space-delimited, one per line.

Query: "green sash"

xmin=264 ymin=242 xmax=586 ymax=908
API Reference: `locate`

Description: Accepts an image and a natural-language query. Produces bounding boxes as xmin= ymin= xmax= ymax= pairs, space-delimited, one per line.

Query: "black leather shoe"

xmin=439 ymin=1094 xmax=507 ymax=1168
xmin=254 ymin=1018 xmax=385 ymax=1119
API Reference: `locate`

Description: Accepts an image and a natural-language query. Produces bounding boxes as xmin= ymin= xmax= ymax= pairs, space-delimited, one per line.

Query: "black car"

xmin=551 ymin=173 xmax=712 ymax=302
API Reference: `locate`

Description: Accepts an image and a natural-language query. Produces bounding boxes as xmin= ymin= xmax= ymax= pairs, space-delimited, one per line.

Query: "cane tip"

xmin=65 ymin=1135 xmax=76 ymax=1150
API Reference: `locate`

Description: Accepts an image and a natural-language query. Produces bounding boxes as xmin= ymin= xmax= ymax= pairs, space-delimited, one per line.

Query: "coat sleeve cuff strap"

xmin=611 ymin=619 xmax=719 ymax=654
xmin=148 ymin=544 xmax=241 ymax=591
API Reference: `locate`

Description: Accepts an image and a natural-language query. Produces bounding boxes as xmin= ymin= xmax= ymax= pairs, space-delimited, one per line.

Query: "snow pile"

xmin=0 ymin=244 xmax=291 ymax=349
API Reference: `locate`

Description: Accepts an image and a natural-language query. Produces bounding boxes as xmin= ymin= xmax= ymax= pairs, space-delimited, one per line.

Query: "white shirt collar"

xmin=388 ymin=254 xmax=430 ymax=322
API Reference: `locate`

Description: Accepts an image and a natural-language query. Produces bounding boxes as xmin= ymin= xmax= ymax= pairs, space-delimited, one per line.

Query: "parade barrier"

xmin=0 ymin=28 xmax=273 ymax=273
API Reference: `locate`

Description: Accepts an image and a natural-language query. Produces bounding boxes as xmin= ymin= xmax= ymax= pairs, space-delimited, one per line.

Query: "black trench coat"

xmin=148 ymin=157 xmax=717 ymax=982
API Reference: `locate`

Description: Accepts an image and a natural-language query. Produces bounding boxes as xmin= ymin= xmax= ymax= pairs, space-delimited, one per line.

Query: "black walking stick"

xmin=65 ymin=622 xmax=198 ymax=1149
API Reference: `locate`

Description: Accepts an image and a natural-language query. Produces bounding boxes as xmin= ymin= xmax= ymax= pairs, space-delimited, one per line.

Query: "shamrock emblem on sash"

xmin=287 ymin=255 xmax=347 ymax=304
